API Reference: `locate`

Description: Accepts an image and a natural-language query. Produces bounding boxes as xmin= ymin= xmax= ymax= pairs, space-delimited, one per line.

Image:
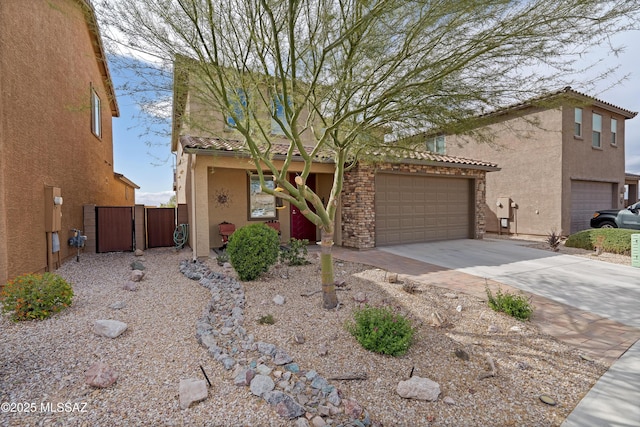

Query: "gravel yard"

xmin=0 ymin=242 xmax=617 ymax=426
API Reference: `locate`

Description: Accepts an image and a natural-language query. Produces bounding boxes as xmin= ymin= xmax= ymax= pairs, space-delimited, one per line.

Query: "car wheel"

xmin=599 ymin=221 xmax=616 ymax=228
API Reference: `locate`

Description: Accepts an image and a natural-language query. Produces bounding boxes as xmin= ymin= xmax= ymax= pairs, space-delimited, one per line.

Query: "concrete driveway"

xmin=380 ymin=238 xmax=640 ymax=328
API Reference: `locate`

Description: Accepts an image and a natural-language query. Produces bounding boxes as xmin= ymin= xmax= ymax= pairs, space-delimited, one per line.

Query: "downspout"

xmin=190 ymin=153 xmax=197 ymax=261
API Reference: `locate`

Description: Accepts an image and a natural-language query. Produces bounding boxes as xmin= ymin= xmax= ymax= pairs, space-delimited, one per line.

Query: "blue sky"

xmin=107 ymin=29 xmax=640 ymax=206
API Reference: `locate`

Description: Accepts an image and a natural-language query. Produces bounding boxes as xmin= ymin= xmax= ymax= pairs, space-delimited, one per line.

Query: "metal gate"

xmin=146 ymin=207 xmax=176 ymax=248
xmin=96 ymin=206 xmax=134 ymax=253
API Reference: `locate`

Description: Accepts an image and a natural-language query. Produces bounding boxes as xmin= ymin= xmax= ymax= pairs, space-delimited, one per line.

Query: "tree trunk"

xmin=320 ymin=229 xmax=338 ymax=309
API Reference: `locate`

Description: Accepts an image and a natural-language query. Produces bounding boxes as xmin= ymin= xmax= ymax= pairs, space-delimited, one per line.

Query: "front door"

xmin=289 ymin=173 xmax=317 ymax=241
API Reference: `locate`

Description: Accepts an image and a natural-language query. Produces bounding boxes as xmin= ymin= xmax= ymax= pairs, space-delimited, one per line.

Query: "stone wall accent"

xmin=340 ymin=162 xmax=487 ymax=249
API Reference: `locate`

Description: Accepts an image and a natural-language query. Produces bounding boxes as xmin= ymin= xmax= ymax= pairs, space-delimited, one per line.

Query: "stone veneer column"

xmin=341 ymin=165 xmax=376 ymax=249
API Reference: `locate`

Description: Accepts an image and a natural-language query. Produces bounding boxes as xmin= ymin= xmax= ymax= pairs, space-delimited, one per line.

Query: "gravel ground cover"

xmin=0 ymin=241 xmax=621 ymax=426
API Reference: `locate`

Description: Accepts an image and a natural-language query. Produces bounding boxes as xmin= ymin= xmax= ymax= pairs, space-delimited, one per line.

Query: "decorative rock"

xmin=179 ymin=378 xmax=208 ymax=409
xmin=317 ymin=344 xmax=329 ymax=357
xmin=94 ymin=320 xmax=128 ymax=338
xmin=342 ymin=398 xmax=364 ymax=419
xmin=444 ymin=293 xmax=458 ymax=299
xmin=327 ymin=388 xmax=341 ymax=406
xmin=130 ymin=260 xmax=145 ymax=271
xmin=134 ymin=249 xmax=144 ymax=256
xmin=256 ymin=364 xmax=273 ymax=376
xmin=263 ymin=391 xmax=306 ymax=419
xmin=109 ymin=301 xmax=126 ymax=310
xmin=454 ymin=349 xmax=470 ymax=361
xmin=130 ymin=270 xmax=145 ymax=282
xmin=273 ymin=295 xmax=286 ymax=305
xmin=295 ymin=418 xmax=311 ymax=427
xmin=257 ymin=341 xmax=277 ymax=356
xmin=456 ymin=305 xmax=462 ymax=312
xmin=122 ymin=281 xmax=138 ymax=291
xmin=443 ymin=396 xmax=456 ymax=405
xmin=387 ymin=273 xmax=398 ymax=283
xmin=223 ymin=262 xmax=232 ymax=269
xmin=396 ymin=376 xmax=441 ymax=401
xmin=85 ymin=362 xmax=118 ymax=388
xmin=284 ymin=363 xmax=300 ymax=373
xmin=539 ymin=394 xmax=557 ymax=406
xmin=353 ymin=292 xmax=367 ymax=303
xmin=233 ymin=367 xmax=255 ymax=386
xmin=487 ymin=324 xmax=499 ymax=334
xmin=509 ymin=325 xmax=523 ymax=333
xmin=293 ymin=334 xmax=306 ymax=344
xmin=516 ymin=361 xmax=530 ymax=370
xmin=431 ymin=312 xmax=445 ymax=327
xmin=250 ymin=374 xmax=275 ymax=397
xmin=311 ymin=415 xmax=326 ymax=427
xmin=274 ymin=348 xmax=293 ymax=365
xmin=310 ymin=375 xmax=329 ymax=390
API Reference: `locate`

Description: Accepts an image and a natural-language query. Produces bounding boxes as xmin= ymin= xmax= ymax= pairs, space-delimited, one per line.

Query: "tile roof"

xmin=180 ymin=135 xmax=498 ymax=169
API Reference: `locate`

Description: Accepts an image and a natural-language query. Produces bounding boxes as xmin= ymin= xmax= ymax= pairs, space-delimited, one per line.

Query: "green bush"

xmin=346 ymin=305 xmax=414 ymax=356
xmin=280 ymin=238 xmax=310 ymax=266
xmin=565 ymin=228 xmax=636 ymax=255
xmin=227 ymin=223 xmax=280 ymax=281
xmin=1 ymin=273 xmax=74 ymax=321
xmin=486 ymin=286 xmax=533 ymax=321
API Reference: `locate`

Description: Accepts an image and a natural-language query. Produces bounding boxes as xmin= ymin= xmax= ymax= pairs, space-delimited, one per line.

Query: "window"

xmin=574 ymin=107 xmax=582 ymax=137
xmin=611 ymin=118 xmax=617 ymax=145
xmin=592 ymin=113 xmax=602 ymax=148
xmin=426 ymin=135 xmax=445 ymax=154
xmin=271 ymin=94 xmax=290 ymax=135
xmin=91 ymin=87 xmax=101 ymax=138
xmin=248 ymin=174 xmax=277 ymax=220
xmin=226 ymin=89 xmax=247 ymax=128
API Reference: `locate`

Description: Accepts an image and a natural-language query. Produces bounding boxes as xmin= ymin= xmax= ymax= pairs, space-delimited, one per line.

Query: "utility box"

xmin=45 ymin=186 xmax=62 ymax=232
xmin=632 ymin=234 xmax=640 ymax=268
xmin=496 ymin=197 xmax=511 ymax=219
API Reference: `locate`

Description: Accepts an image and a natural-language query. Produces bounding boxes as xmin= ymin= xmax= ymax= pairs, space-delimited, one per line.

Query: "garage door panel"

xmin=375 ymin=174 xmax=472 ymax=246
xmin=570 ymin=181 xmax=614 ymax=234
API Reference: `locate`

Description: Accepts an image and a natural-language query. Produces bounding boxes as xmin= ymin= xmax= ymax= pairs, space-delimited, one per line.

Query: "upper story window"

xmin=271 ymin=94 xmax=290 ymax=136
xmin=592 ymin=112 xmax=602 ymax=148
xmin=426 ymin=135 xmax=445 ymax=154
xmin=91 ymin=87 xmax=102 ymax=138
xmin=611 ymin=118 xmax=618 ymax=145
xmin=226 ymin=89 xmax=247 ymax=128
xmin=574 ymin=107 xmax=582 ymax=137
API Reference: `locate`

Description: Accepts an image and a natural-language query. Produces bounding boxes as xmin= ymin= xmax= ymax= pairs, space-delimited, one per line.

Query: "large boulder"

xmin=396 ymin=376 xmax=441 ymax=401
xmin=179 ymin=378 xmax=208 ymax=409
xmin=94 ymin=320 xmax=128 ymax=338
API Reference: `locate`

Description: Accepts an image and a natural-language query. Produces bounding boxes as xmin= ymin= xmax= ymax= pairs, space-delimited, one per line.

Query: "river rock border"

xmin=180 ymin=260 xmax=375 ymax=427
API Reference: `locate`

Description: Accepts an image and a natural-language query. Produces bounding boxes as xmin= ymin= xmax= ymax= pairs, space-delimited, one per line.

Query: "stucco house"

xmin=0 ymin=0 xmax=138 ymax=284
xmin=171 ymin=61 xmax=499 ymax=259
xmin=437 ymin=87 xmax=637 ymax=235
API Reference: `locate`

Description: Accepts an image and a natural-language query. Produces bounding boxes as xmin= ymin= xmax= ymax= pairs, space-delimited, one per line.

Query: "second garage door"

xmin=570 ymin=180 xmax=615 ymax=234
xmin=375 ymin=174 xmax=473 ymax=246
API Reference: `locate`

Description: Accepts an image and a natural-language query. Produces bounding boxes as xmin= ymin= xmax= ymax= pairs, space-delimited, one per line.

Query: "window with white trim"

xmin=574 ymin=107 xmax=582 ymax=137
xmin=611 ymin=118 xmax=617 ymax=145
xmin=91 ymin=87 xmax=101 ymax=138
xmin=592 ymin=113 xmax=602 ymax=148
xmin=426 ymin=135 xmax=445 ymax=154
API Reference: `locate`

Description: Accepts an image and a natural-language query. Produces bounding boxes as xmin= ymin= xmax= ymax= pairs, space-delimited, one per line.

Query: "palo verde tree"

xmin=98 ymin=0 xmax=638 ymax=309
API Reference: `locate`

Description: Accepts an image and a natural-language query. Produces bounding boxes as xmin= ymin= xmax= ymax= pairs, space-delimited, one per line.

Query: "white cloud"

xmin=136 ymin=190 xmax=175 ymax=207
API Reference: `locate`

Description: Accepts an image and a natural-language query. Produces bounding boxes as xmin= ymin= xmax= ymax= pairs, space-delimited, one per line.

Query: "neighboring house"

xmin=171 ymin=61 xmax=499 ymax=259
xmin=438 ymin=87 xmax=637 ymax=235
xmin=0 ymin=0 xmax=138 ymax=284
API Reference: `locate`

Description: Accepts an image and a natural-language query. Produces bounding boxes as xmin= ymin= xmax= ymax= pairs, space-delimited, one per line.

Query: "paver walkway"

xmin=331 ymin=246 xmax=640 ymax=365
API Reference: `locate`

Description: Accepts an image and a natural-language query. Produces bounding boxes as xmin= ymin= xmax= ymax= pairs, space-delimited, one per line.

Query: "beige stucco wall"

xmin=0 ymin=0 xmax=133 ymax=283
xmin=447 ymin=108 xmax=564 ymax=235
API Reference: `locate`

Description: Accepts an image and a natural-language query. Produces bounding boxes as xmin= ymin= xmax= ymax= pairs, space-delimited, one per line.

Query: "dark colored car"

xmin=590 ymin=201 xmax=640 ymax=229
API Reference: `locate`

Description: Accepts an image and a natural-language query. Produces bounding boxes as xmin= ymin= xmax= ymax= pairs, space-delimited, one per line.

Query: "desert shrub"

xmin=279 ymin=238 xmax=310 ymax=266
xmin=565 ymin=229 xmax=635 ymax=255
xmin=546 ymin=230 xmax=561 ymax=252
xmin=258 ymin=314 xmax=275 ymax=325
xmin=227 ymin=223 xmax=280 ymax=281
xmin=346 ymin=305 xmax=414 ymax=356
xmin=1 ymin=273 xmax=74 ymax=321
xmin=216 ymin=250 xmax=229 ymax=266
xmin=486 ymin=286 xmax=533 ymax=321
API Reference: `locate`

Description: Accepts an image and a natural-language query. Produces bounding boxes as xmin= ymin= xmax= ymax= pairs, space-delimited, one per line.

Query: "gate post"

xmin=134 ymin=204 xmax=146 ymax=251
xmin=83 ymin=204 xmax=97 ymax=253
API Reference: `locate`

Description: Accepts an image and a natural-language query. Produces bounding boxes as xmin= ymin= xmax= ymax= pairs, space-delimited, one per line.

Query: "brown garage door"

xmin=570 ymin=180 xmax=614 ymax=234
xmin=375 ymin=174 xmax=473 ymax=246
